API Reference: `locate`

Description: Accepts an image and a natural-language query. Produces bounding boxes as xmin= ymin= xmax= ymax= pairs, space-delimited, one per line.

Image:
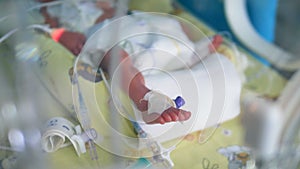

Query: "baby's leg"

xmin=100 ymin=48 xmax=191 ymax=124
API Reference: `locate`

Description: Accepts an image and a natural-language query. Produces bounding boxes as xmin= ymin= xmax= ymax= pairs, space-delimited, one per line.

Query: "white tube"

xmin=224 ymin=0 xmax=300 ymax=71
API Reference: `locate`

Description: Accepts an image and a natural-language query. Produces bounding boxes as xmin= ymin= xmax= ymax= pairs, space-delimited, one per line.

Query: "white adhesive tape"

xmin=143 ymin=90 xmax=175 ymax=115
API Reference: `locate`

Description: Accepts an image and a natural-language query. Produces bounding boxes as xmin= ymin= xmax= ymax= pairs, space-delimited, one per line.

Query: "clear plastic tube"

xmin=0 ymin=28 xmax=18 ymax=44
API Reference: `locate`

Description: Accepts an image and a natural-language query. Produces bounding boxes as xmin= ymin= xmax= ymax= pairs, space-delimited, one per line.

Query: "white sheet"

xmin=134 ymin=53 xmax=241 ymax=143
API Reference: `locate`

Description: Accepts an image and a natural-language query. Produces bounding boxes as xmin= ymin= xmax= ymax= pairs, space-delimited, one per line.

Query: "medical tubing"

xmin=0 ymin=29 xmax=18 ymax=44
xmin=0 ymin=24 xmax=53 ymax=44
xmin=72 ymin=66 xmax=99 ymax=163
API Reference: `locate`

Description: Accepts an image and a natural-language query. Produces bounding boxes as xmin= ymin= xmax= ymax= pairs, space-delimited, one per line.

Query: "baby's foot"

xmin=135 ymin=91 xmax=191 ymax=125
xmin=142 ymin=106 xmax=191 ymax=125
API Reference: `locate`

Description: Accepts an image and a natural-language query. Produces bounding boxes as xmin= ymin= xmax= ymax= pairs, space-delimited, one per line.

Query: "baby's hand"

xmin=57 ymin=31 xmax=86 ymax=56
xmin=45 ymin=17 xmax=59 ymax=28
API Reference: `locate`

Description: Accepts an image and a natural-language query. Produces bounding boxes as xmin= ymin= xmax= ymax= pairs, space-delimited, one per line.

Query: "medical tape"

xmin=41 ymin=117 xmax=95 ymax=156
xmin=143 ymin=90 xmax=175 ymax=115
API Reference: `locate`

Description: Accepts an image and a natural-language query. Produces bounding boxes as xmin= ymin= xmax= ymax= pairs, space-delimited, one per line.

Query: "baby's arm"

xmin=94 ymin=1 xmax=115 ymax=24
xmin=38 ymin=0 xmax=86 ymax=56
xmin=51 ymin=29 xmax=86 ymax=56
xmin=39 ymin=4 xmax=59 ymax=28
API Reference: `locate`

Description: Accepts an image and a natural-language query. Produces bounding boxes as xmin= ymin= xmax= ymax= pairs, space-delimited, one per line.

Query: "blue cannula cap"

xmin=174 ymin=96 xmax=185 ymax=108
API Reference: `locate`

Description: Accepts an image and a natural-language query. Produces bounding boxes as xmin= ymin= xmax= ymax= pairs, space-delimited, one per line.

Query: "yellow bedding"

xmin=33 ymin=25 xmax=285 ymax=169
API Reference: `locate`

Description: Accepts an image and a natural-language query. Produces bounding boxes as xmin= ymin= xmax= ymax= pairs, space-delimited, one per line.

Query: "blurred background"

xmin=276 ymin=0 xmax=300 ymax=55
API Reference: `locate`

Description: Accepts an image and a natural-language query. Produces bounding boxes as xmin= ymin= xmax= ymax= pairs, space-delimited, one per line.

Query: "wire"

xmin=0 ymin=24 xmax=53 ymax=44
xmin=0 ymin=28 xmax=18 ymax=44
xmin=27 ymin=24 xmax=52 ymax=34
xmin=0 ymin=145 xmax=19 ymax=152
xmin=26 ymin=1 xmax=63 ymax=12
xmin=0 ymin=15 xmax=10 ymax=23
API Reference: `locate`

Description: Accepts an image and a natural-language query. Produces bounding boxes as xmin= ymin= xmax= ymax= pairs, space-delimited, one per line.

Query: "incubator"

xmin=0 ymin=0 xmax=299 ymax=168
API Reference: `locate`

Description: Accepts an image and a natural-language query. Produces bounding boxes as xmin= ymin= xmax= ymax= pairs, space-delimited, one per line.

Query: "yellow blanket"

xmin=33 ymin=28 xmax=285 ymax=168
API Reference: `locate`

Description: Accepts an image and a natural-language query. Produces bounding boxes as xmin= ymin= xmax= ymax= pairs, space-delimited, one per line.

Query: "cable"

xmin=0 ymin=145 xmax=19 ymax=152
xmin=26 ymin=1 xmax=63 ymax=12
xmin=0 ymin=28 xmax=18 ymax=44
xmin=27 ymin=24 xmax=52 ymax=34
xmin=0 ymin=24 xmax=53 ymax=44
xmin=224 ymin=0 xmax=300 ymax=71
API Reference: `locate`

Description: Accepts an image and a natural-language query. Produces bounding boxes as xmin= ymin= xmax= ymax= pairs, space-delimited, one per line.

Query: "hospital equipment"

xmin=41 ymin=116 xmax=97 ymax=156
xmin=72 ymin=69 xmax=100 ymax=162
xmin=223 ymin=0 xmax=300 ymax=167
xmin=223 ymin=0 xmax=300 ymax=71
xmin=0 ymin=38 xmax=48 ymax=169
xmin=174 ymin=0 xmax=300 ymax=81
xmin=242 ymin=69 xmax=300 ymax=169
